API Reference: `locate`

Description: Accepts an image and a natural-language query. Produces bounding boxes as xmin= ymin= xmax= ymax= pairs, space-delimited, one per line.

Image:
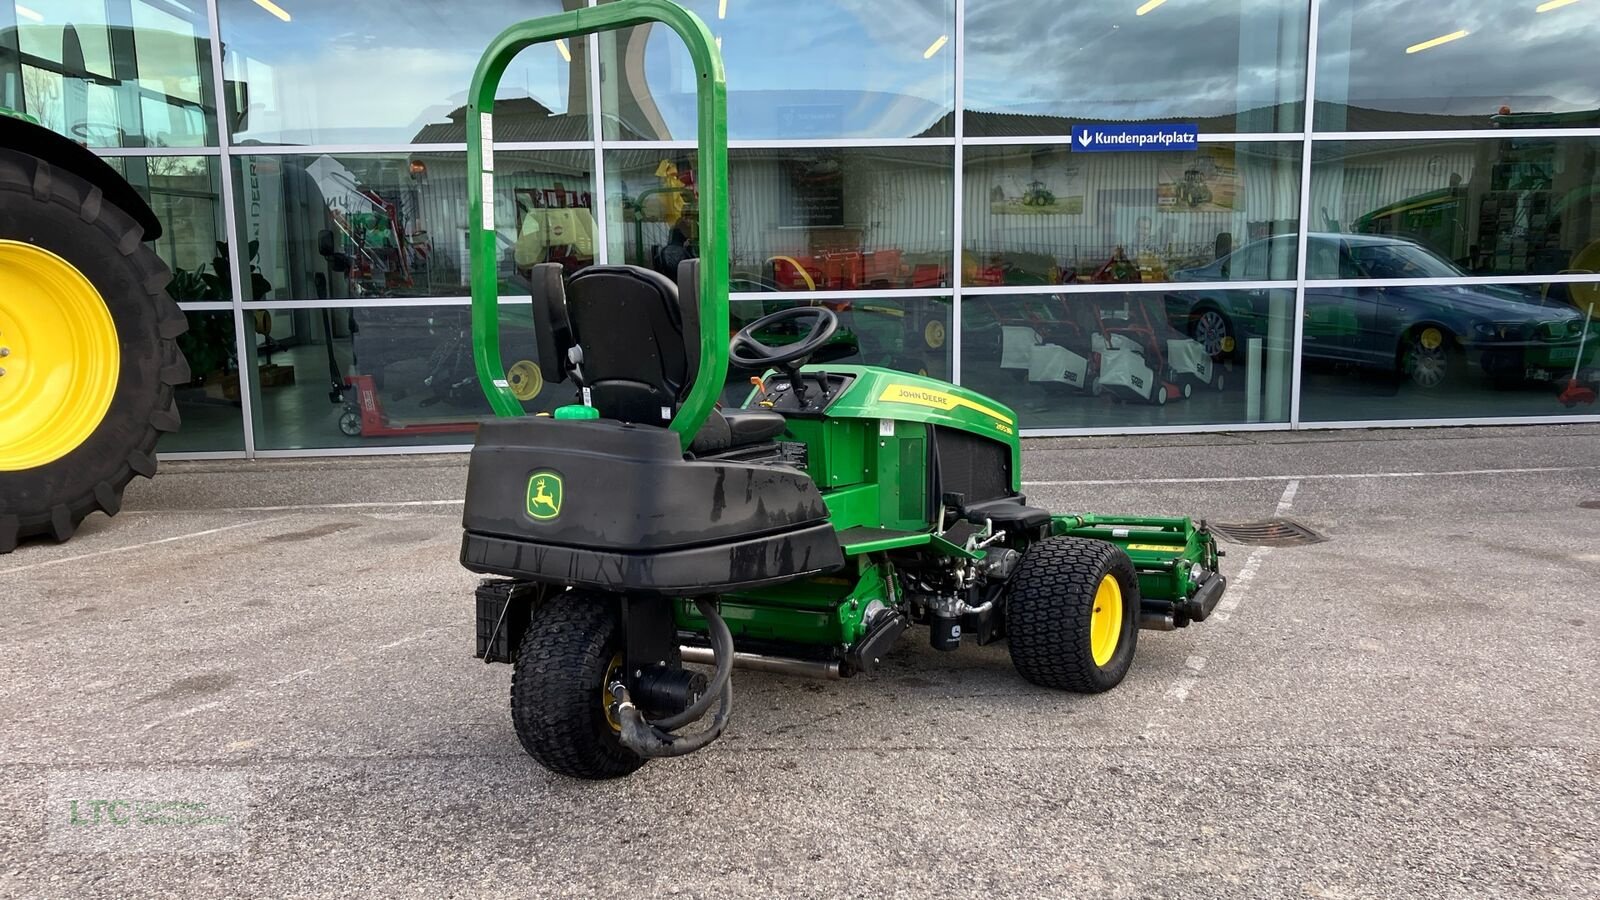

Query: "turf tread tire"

xmin=510 ymin=591 xmax=646 ymax=780
xmin=1005 ymin=537 xmax=1140 ymax=693
xmin=0 ymin=147 xmax=184 ymax=553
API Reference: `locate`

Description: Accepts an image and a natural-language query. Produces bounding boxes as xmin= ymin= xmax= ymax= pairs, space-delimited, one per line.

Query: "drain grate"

xmin=1581 ymin=500 xmax=1600 ymax=510
xmin=1208 ymin=518 xmax=1326 ymax=547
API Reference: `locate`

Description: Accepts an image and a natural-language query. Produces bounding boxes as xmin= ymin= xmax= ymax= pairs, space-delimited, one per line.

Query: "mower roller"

xmin=458 ymin=0 xmax=1228 ymax=779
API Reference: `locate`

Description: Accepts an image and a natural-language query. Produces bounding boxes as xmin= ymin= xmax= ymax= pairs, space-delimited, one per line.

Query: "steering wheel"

xmin=729 ymin=306 xmax=839 ymax=369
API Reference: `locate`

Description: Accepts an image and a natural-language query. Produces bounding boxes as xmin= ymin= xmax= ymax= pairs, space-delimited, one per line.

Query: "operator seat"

xmin=526 ymin=261 xmax=787 ymax=454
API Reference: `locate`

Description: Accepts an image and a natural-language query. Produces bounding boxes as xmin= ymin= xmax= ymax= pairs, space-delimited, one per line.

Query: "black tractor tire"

xmin=510 ymin=591 xmax=646 ymax=780
xmin=1005 ymin=537 xmax=1141 ymax=693
xmin=0 ymin=148 xmax=185 ymax=553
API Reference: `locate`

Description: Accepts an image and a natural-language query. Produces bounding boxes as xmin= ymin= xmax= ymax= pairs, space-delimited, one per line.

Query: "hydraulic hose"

xmin=615 ymin=597 xmax=735 ymax=758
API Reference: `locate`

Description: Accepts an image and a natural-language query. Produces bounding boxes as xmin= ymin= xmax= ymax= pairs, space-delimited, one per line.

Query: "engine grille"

xmin=934 ymin=426 xmax=1011 ymax=504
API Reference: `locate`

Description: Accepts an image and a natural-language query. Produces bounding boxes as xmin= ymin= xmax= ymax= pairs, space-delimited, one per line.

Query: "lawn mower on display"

xmin=457 ymin=0 xmax=1229 ymax=779
xmin=1091 ymin=293 xmax=1221 ymax=405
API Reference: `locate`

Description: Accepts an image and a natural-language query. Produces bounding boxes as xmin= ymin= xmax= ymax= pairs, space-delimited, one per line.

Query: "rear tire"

xmin=0 ymin=149 xmax=185 ymax=553
xmin=511 ymin=590 xmax=646 ymax=780
xmin=1005 ymin=537 xmax=1140 ymax=692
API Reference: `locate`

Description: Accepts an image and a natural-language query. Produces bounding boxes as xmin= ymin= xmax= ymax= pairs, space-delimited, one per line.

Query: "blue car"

xmin=1166 ymin=233 xmax=1593 ymax=389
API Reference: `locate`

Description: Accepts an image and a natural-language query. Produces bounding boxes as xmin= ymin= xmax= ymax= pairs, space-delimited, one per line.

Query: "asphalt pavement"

xmin=2 ymin=424 xmax=1598 ymax=898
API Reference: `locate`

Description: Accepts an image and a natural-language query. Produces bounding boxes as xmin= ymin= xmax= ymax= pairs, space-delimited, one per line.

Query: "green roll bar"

xmin=467 ymin=0 xmax=729 ymax=451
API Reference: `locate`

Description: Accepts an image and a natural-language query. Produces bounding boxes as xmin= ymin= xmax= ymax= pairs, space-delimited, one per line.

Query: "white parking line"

xmin=0 ymin=519 xmax=272 ymax=576
xmin=1275 ymin=479 xmax=1301 ymax=516
xmin=1022 ymin=464 xmax=1600 ymax=487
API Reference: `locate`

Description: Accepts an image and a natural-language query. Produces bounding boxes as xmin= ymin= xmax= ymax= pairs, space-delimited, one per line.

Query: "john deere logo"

xmin=526 ymin=472 xmax=564 ymax=520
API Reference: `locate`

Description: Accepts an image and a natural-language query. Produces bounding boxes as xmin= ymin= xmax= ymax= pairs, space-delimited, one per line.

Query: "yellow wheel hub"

xmin=0 ymin=240 xmax=120 ymax=471
xmin=1089 ymin=574 xmax=1124 ymax=667
xmin=601 ymin=653 xmax=623 ymax=733
xmin=506 ymin=359 xmax=544 ymax=401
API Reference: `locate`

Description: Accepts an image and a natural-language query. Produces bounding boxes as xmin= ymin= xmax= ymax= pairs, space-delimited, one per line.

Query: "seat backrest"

xmin=550 ymin=262 xmax=702 ymax=426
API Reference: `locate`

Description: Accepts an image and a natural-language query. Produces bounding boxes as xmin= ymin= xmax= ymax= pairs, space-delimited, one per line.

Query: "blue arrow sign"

xmin=1071 ymin=123 xmax=1199 ymax=153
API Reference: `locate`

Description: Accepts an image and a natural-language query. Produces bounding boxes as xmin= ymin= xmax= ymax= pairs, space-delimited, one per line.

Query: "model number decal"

xmin=878 ymin=384 xmax=1013 ymax=428
xmin=1126 ymin=543 xmax=1182 ymax=553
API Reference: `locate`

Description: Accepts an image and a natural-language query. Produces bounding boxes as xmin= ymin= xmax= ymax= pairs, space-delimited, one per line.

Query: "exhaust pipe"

xmin=680 ymin=646 xmax=841 ymax=680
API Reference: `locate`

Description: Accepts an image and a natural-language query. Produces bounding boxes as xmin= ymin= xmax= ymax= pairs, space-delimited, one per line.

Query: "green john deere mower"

xmin=461 ymin=1 xmax=1227 ymax=779
xmin=0 ymin=110 xmax=186 ymax=553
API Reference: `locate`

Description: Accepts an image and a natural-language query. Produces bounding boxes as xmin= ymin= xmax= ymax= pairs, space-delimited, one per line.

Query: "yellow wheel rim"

xmin=506 ymin=359 xmax=544 ymax=401
xmin=1089 ymin=574 xmax=1123 ymax=667
xmin=601 ymin=653 xmax=623 ymax=733
xmin=0 ymin=240 xmax=120 ymax=471
xmin=924 ymin=320 xmax=947 ymax=349
xmin=1420 ymin=327 xmax=1443 ymax=350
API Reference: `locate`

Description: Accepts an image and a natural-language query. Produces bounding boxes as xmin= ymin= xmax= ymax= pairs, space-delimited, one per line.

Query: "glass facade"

xmin=3 ymin=0 xmax=1594 ymax=457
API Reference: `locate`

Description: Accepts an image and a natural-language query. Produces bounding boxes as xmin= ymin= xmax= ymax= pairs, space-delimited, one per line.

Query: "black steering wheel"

xmin=728 ymin=305 xmax=840 ymax=369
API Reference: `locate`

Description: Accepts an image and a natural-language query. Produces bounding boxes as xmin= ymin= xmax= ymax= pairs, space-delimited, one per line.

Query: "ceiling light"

xmin=1135 ymin=0 xmax=1168 ymax=15
xmin=555 ymin=38 xmax=571 ymax=62
xmin=922 ymin=35 xmax=948 ymax=58
xmin=251 ymin=0 xmax=291 ymax=22
xmin=1405 ymin=30 xmax=1468 ymax=53
xmin=1535 ymin=0 xmax=1581 ymax=11
xmin=718 ymin=0 xmax=727 ymax=19
xmin=15 ymin=4 xmax=43 ymax=20
xmin=716 ymin=35 xmax=723 ymax=50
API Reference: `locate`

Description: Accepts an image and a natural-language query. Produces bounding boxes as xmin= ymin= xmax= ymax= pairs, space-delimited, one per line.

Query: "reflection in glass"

xmin=246 ymin=302 xmax=559 ymax=450
xmin=963 ymin=0 xmax=1306 ymax=136
xmin=233 ymin=151 xmax=593 ymax=302
xmin=599 ymin=0 xmax=954 ymax=140
xmin=607 ymin=147 xmax=952 ymax=290
xmin=165 ymin=310 xmax=244 ymax=451
xmin=1315 ymin=0 xmax=1600 ymax=131
xmin=1298 ymin=283 xmax=1600 ymax=421
xmin=962 ymin=290 xmax=1295 ymax=428
xmin=105 ymin=155 xmax=227 ymax=301
xmin=1 ymin=0 xmax=216 ymax=147
xmin=217 ymin=0 xmax=583 ymax=145
xmin=964 ymin=143 xmax=1301 ymax=286
xmin=1309 ymin=138 xmax=1600 ymax=279
xmin=728 ymin=295 xmax=952 ymax=392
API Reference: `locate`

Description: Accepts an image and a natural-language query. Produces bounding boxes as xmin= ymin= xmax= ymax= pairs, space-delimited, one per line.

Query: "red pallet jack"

xmin=1558 ymin=303 xmax=1597 ymax=408
xmin=337 ymin=373 xmax=480 ymax=438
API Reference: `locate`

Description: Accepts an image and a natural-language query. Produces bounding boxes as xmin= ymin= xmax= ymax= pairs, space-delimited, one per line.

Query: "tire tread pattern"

xmin=1005 ymin=537 xmax=1140 ymax=693
xmin=510 ymin=592 xmax=645 ymax=780
xmin=0 ymin=149 xmax=184 ymax=552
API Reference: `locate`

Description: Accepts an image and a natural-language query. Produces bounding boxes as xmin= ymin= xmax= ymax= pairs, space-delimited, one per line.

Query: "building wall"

xmin=2 ymin=0 xmax=1597 ymax=453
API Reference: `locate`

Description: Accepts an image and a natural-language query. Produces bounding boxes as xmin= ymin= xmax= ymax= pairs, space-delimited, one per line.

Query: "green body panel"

xmin=676 ymin=560 xmax=893 ymax=646
xmin=783 ymin=364 xmax=1021 ymax=491
xmin=466 ymin=0 xmax=729 ymax=452
xmin=0 ymin=107 xmax=41 ymax=125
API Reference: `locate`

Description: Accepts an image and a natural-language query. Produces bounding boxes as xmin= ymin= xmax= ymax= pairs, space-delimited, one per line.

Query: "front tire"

xmin=1005 ymin=537 xmax=1140 ymax=692
xmin=511 ymin=591 xmax=646 ymax=780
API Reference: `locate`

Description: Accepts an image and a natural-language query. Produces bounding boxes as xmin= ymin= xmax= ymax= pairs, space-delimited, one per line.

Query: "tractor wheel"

xmin=0 ymin=150 xmax=186 ymax=553
xmin=510 ymin=590 xmax=646 ymax=780
xmin=1004 ymin=537 xmax=1140 ymax=692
